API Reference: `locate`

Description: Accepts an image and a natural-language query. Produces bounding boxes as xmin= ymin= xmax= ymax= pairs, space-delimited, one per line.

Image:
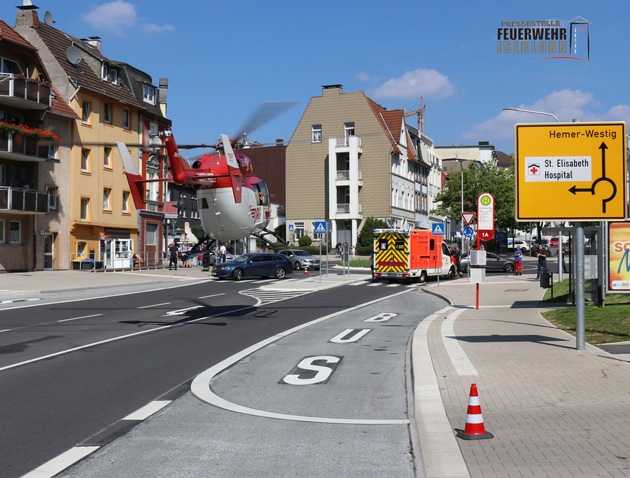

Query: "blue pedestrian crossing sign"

xmin=313 ymin=221 xmax=327 ymax=235
xmin=431 ymin=222 xmax=445 ymax=235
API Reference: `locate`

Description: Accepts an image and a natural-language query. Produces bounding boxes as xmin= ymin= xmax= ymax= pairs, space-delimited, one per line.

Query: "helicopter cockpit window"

xmin=254 ymin=182 xmax=269 ymax=205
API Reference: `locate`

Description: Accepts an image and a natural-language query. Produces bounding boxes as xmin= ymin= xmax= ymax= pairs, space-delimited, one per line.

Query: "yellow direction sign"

xmin=515 ymin=122 xmax=627 ymax=221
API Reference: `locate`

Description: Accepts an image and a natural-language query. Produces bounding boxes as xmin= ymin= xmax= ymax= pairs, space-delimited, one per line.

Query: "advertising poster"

xmin=608 ymin=222 xmax=630 ymax=292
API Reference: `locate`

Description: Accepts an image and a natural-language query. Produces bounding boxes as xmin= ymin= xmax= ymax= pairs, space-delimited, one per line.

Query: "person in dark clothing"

xmin=168 ymin=242 xmax=179 ymax=270
xmin=453 ymin=246 xmax=462 ymax=276
xmin=535 ymin=244 xmax=548 ymax=279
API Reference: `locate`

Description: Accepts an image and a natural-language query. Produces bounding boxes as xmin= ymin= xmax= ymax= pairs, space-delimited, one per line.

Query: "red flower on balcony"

xmin=0 ymin=122 xmax=61 ymax=143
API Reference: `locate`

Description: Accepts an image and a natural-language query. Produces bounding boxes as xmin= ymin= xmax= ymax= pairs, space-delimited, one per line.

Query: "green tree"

xmin=432 ymin=162 xmax=517 ymax=231
xmin=357 ymin=217 xmax=390 ymax=247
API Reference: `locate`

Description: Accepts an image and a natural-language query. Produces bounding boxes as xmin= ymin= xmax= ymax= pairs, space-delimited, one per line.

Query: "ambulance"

xmin=373 ymin=229 xmax=455 ymax=282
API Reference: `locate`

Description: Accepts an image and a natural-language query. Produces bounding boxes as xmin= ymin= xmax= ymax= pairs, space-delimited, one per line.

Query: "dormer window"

xmin=101 ymin=63 xmax=118 ymax=84
xmin=0 ymin=58 xmax=21 ymax=76
xmin=108 ymin=68 xmax=118 ymax=84
xmin=143 ymin=84 xmax=156 ymax=105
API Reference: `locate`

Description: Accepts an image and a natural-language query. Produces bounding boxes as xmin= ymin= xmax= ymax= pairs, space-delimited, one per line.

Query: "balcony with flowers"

xmin=0 ymin=122 xmax=61 ymax=162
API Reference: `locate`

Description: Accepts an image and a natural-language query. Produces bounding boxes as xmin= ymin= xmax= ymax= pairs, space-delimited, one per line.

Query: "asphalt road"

xmin=0 ymin=276 xmax=440 ymax=478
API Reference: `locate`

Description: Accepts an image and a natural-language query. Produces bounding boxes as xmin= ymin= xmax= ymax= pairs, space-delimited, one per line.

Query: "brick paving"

xmin=419 ymin=274 xmax=630 ymax=478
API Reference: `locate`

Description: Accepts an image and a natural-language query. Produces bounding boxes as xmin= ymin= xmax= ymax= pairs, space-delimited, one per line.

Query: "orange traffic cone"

xmin=455 ymin=383 xmax=493 ymax=440
xmin=303 ymin=266 xmax=309 ymax=275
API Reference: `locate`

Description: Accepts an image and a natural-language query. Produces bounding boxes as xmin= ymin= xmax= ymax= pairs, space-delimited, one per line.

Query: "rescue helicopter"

xmin=116 ymin=103 xmax=293 ymax=245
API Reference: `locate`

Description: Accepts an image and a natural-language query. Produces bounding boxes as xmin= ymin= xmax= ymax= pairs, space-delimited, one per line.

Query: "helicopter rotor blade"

xmin=232 ymin=101 xmax=296 ymax=143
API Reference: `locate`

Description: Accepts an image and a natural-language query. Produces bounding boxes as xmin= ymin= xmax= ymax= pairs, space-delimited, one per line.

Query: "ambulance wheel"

xmin=419 ymin=271 xmax=428 ymax=283
xmin=447 ymin=266 xmax=456 ymax=279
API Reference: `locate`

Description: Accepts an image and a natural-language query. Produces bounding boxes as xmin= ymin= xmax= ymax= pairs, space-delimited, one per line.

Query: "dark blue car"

xmin=212 ymin=253 xmax=293 ymax=281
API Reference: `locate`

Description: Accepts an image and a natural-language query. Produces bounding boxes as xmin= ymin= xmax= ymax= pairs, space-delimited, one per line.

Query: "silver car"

xmin=278 ymin=249 xmax=320 ymax=271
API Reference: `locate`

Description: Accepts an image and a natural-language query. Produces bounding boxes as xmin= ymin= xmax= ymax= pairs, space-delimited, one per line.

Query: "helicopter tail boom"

xmin=116 ymin=142 xmax=146 ymax=210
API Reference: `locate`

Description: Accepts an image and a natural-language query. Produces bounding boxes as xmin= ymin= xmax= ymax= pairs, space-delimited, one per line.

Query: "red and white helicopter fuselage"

xmin=117 ymin=132 xmax=272 ymax=242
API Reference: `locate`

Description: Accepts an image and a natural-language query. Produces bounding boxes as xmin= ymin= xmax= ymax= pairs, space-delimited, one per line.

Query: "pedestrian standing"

xmin=168 ymin=242 xmax=179 ymax=270
xmin=513 ymin=245 xmax=523 ymax=275
xmin=218 ymin=243 xmax=227 ymax=263
xmin=535 ymin=244 xmax=547 ymax=279
xmin=370 ymin=251 xmax=375 ymax=280
xmin=453 ymin=246 xmax=462 ymax=276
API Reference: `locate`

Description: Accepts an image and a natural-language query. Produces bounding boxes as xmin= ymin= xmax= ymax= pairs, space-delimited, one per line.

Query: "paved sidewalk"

xmin=416 ymin=273 xmax=630 ymax=478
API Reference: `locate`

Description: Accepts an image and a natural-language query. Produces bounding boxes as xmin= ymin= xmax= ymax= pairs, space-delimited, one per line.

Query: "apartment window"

xmin=103 ymin=101 xmax=112 ymax=124
xmin=46 ymin=186 xmax=57 ymax=210
xmin=9 ymin=220 xmax=20 ymax=244
xmin=344 ymin=122 xmax=355 ymax=145
xmin=48 ymin=143 xmax=58 ymax=160
xmin=143 ymin=84 xmax=156 ymax=105
xmin=0 ymin=219 xmax=4 ymax=243
xmin=81 ymin=101 xmax=91 ymax=124
xmin=77 ymin=241 xmax=87 ymax=259
xmin=0 ymin=58 xmax=21 ymax=75
xmin=103 ymin=188 xmax=112 ymax=211
xmin=104 ymin=147 xmax=112 ymax=169
xmin=81 ymin=148 xmax=91 ymax=172
xmin=123 ymin=108 xmax=130 ymax=129
xmin=122 ymin=191 xmax=130 ymax=213
xmin=312 ymin=125 xmax=322 ymax=143
xmin=80 ymin=197 xmax=90 ymax=221
xmin=294 ymin=221 xmax=305 ymax=239
xmin=0 ymin=164 xmax=4 ymax=185
xmin=108 ymin=68 xmax=118 ymax=85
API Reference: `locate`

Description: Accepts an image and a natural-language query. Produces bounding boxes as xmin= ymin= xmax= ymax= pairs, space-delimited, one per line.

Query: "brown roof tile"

xmin=31 ymin=21 xmax=143 ymax=108
xmin=0 ymin=18 xmax=34 ymax=49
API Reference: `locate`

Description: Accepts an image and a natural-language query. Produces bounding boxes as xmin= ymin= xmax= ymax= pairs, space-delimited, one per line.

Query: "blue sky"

xmin=2 ymin=0 xmax=629 ymax=154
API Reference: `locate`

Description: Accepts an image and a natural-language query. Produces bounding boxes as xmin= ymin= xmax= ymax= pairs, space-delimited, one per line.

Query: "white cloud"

xmin=356 ymin=72 xmax=379 ymax=82
xmin=83 ymin=1 xmax=137 ymax=35
xmin=371 ymin=68 xmax=454 ymax=100
xmin=142 ymin=23 xmax=176 ymax=34
xmin=463 ymin=89 xmax=630 ymax=147
xmin=83 ymin=1 xmax=175 ymax=36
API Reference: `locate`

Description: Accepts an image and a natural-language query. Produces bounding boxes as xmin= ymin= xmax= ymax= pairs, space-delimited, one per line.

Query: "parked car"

xmin=212 ymin=253 xmax=293 ymax=281
xmin=460 ymin=252 xmax=515 ymax=273
xmin=506 ymin=239 xmax=529 ymax=254
xmin=278 ymin=249 xmax=321 ymax=270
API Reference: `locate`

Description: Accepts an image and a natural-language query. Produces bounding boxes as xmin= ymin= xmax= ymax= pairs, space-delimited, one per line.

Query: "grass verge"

xmin=541 ymin=279 xmax=630 ymax=344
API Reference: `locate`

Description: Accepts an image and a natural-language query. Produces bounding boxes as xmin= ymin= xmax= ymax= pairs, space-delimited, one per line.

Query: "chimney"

xmin=85 ymin=36 xmax=102 ymax=51
xmin=16 ymin=1 xmax=39 ymax=27
xmin=322 ymin=84 xmax=343 ymax=95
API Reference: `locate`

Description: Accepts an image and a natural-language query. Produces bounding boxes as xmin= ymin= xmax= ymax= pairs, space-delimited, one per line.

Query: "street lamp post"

xmin=502 ymin=107 xmax=559 ymax=122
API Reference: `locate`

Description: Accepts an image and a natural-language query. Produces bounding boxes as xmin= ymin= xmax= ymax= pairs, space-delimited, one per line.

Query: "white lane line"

xmin=21 ymin=446 xmax=100 ymax=478
xmin=123 ymin=400 xmax=171 ymax=421
xmin=137 ymin=302 xmax=172 ymax=309
xmin=198 ymin=293 xmax=225 ymax=299
xmin=57 ymin=313 xmax=103 ymax=323
xmin=441 ymin=308 xmax=479 ymax=376
xmin=191 ymin=289 xmax=414 ymax=425
xmin=0 ymin=329 xmax=10 ymax=333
